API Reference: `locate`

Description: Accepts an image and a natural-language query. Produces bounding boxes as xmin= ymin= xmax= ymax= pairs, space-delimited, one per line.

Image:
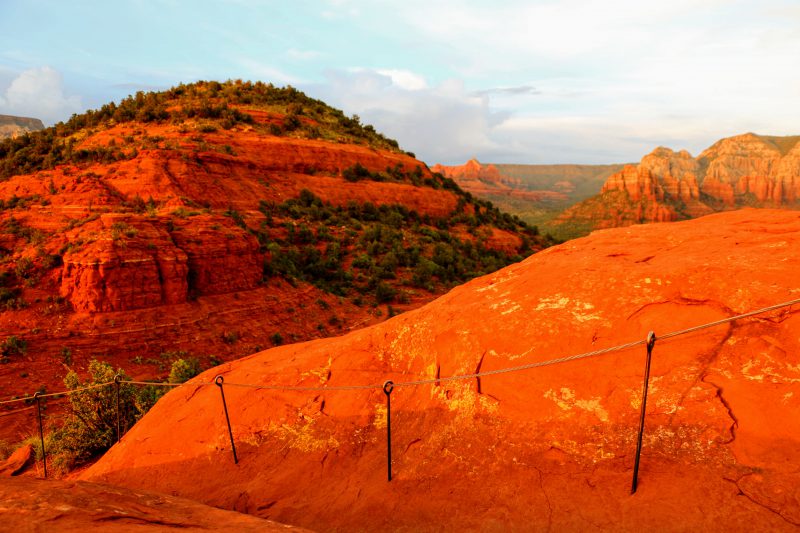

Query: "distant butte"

xmin=556 ymin=133 xmax=800 ymax=235
xmin=0 ymin=114 xmax=44 ymax=139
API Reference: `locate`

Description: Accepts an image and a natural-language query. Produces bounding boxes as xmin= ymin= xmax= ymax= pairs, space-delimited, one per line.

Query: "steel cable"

xmin=0 ymin=381 xmax=114 ymax=405
xmin=657 ymin=297 xmax=800 ymax=341
xmin=0 ymin=296 xmax=797 ymax=402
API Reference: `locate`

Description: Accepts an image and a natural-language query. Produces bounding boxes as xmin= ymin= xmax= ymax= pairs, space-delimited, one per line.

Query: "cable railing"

xmin=2 ymin=296 xmax=799 ymax=491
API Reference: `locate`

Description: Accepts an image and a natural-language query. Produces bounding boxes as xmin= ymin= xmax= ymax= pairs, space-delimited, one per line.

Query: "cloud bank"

xmin=306 ymin=69 xmax=521 ymax=164
xmin=0 ymin=67 xmax=82 ymax=125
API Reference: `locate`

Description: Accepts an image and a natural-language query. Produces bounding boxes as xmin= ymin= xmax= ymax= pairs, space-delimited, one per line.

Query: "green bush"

xmin=0 ymin=335 xmax=27 ymax=363
xmin=45 ymin=360 xmax=171 ymax=470
xmin=48 ymin=361 xmax=136 ymax=468
xmin=168 ymin=357 xmax=202 ymax=384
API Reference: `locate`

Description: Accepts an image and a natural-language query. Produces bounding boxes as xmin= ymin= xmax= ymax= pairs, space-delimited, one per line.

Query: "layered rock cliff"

xmin=0 ymin=114 xmax=44 ymax=139
xmin=83 ymin=208 xmax=800 ymax=531
xmin=557 ymin=133 xmax=800 ymax=234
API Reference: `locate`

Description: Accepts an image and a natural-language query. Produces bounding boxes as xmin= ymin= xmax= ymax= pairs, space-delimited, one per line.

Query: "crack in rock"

xmin=724 ymin=474 xmax=800 ymax=527
xmin=701 ymin=376 xmax=738 ymax=444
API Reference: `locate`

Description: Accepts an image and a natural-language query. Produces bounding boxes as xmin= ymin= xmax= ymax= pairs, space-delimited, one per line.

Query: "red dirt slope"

xmin=83 ymin=208 xmax=800 ymax=530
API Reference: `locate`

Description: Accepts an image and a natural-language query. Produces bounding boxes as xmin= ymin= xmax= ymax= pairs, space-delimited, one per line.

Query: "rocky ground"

xmin=0 ymin=476 xmax=309 ymax=532
xmin=79 ymin=208 xmax=800 ymax=530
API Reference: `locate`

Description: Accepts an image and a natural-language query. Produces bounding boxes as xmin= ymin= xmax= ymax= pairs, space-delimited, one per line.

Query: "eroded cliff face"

xmin=558 ymin=133 xmax=800 ymax=232
xmin=58 ymin=214 xmax=263 ymax=313
xmin=60 ymin=216 xmax=190 ymax=313
xmin=0 ymin=114 xmax=44 ymax=139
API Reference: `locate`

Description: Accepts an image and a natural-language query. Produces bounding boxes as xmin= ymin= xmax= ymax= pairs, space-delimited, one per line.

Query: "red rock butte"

xmin=83 ymin=208 xmax=800 ymax=531
xmin=433 ymin=158 xmax=568 ymax=202
xmin=558 ymin=133 xmax=800 ymax=232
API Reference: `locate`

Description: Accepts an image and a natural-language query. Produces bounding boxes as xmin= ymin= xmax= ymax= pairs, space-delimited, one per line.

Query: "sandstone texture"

xmin=558 ymin=133 xmax=800 ymax=233
xmin=0 ymin=477 xmax=308 ymax=532
xmin=83 ymin=209 xmax=800 ymax=531
xmin=0 ymin=444 xmax=33 ymax=476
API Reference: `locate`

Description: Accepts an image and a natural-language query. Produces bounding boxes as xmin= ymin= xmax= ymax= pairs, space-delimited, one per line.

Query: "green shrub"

xmin=168 ymin=357 xmax=202 ymax=383
xmin=48 ymin=361 xmax=135 ymax=468
xmin=375 ymin=281 xmax=397 ymax=303
xmin=0 ymin=335 xmax=27 ymax=363
xmin=44 ymin=360 xmax=175 ymax=470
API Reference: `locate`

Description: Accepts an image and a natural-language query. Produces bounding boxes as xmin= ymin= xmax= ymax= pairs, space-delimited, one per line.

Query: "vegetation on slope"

xmin=256 ymin=186 xmax=542 ymax=303
xmin=0 ymin=80 xmax=405 ymax=180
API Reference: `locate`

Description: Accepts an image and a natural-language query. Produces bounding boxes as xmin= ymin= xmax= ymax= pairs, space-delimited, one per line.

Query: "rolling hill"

xmin=0 ymin=81 xmax=551 ymax=444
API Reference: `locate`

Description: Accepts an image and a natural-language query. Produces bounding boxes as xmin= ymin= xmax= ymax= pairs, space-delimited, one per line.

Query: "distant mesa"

xmin=432 ymin=158 xmax=626 ymax=204
xmin=0 ymin=114 xmax=44 ymax=139
xmin=556 ymin=133 xmax=800 ymax=235
xmin=433 ymin=158 xmax=626 ymax=239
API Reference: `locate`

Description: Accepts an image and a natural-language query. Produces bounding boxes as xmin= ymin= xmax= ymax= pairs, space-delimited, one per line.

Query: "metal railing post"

xmin=114 ymin=374 xmax=122 ymax=443
xmin=33 ymin=392 xmax=46 ymax=478
xmin=631 ymin=331 xmax=657 ymax=494
xmin=215 ymin=375 xmax=238 ymax=464
xmin=383 ymin=380 xmax=394 ymax=482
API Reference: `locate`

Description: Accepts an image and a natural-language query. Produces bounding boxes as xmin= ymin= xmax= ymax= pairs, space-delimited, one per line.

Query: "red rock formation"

xmin=0 ymin=477 xmax=308 ymax=531
xmin=60 ymin=215 xmax=190 ymax=312
xmin=168 ymin=217 xmax=262 ymax=297
xmin=83 ymin=209 xmax=800 ymax=531
xmin=601 ymin=164 xmax=664 ymax=201
xmin=432 ymin=159 xmax=563 ymax=202
xmin=557 ymin=133 xmax=800 ymax=235
xmin=0 ymin=84 xmax=545 ymax=424
xmin=0 ymin=444 xmax=32 ymax=476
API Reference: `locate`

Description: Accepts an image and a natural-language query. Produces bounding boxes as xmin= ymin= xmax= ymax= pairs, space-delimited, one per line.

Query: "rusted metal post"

xmin=114 ymin=374 xmax=122 ymax=443
xmin=631 ymin=331 xmax=657 ymax=494
xmin=215 ymin=375 xmax=238 ymax=464
xmin=383 ymin=380 xmax=394 ymax=482
xmin=33 ymin=392 xmax=46 ymax=478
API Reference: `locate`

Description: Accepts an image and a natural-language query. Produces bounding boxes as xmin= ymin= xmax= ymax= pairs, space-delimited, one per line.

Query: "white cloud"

xmin=374 ymin=69 xmax=428 ymax=90
xmin=319 ymin=0 xmax=800 ymax=163
xmin=306 ymin=69 xmax=514 ymax=164
xmin=0 ymin=67 xmax=82 ymax=124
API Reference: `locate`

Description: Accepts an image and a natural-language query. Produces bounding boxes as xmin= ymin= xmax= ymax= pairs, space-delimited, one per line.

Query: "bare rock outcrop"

xmin=0 ymin=477 xmax=309 ymax=531
xmin=60 ymin=215 xmax=190 ymax=313
xmin=83 ymin=209 xmax=800 ymax=531
xmin=0 ymin=444 xmax=33 ymax=476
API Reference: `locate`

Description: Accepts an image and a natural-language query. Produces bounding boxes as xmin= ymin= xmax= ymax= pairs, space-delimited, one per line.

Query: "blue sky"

xmin=1 ymin=0 xmax=799 ymax=164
